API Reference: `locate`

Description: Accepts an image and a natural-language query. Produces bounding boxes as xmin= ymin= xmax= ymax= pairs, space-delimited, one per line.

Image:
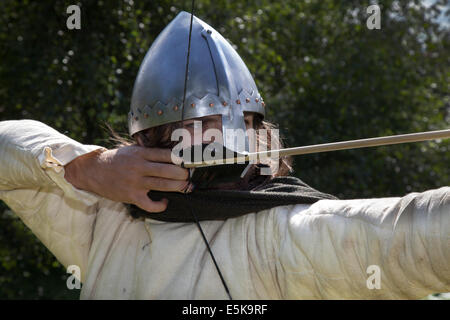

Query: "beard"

xmin=189 ymin=162 xmax=272 ymax=191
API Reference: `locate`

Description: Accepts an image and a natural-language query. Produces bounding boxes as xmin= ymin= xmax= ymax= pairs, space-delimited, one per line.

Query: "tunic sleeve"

xmin=0 ymin=119 xmax=106 ymax=282
xmin=267 ymin=187 xmax=450 ymax=299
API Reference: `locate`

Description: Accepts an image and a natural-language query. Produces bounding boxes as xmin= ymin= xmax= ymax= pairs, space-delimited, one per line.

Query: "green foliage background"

xmin=0 ymin=0 xmax=448 ymax=299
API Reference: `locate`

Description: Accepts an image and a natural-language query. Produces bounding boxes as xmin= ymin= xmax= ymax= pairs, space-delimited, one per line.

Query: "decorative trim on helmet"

xmin=128 ymin=90 xmax=265 ymax=136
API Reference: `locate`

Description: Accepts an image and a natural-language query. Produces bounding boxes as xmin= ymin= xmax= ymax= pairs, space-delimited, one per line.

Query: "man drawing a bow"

xmin=0 ymin=11 xmax=448 ymax=299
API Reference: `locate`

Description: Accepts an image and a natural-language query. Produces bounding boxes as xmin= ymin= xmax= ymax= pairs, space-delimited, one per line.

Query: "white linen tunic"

xmin=0 ymin=120 xmax=449 ymax=299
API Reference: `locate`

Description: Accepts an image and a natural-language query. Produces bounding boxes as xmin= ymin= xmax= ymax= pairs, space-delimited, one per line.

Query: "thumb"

xmin=135 ymin=194 xmax=168 ymax=213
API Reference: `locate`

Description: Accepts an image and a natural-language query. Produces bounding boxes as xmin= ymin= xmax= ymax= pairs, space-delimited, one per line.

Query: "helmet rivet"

xmin=207 ymin=29 xmax=212 ymax=34
xmin=191 ymin=103 xmax=195 ymax=108
xmin=134 ymin=116 xmax=139 ymax=121
xmin=173 ymin=105 xmax=179 ymax=111
xmin=246 ymin=98 xmax=250 ymax=103
xmin=209 ymin=103 xmax=214 ymax=107
xmin=144 ymin=113 xmax=149 ymax=118
xmin=222 ymin=101 xmax=228 ymax=106
xmin=255 ymin=98 xmax=259 ymax=102
xmin=236 ymin=99 xmax=241 ymax=104
xmin=157 ymin=110 xmax=163 ymax=115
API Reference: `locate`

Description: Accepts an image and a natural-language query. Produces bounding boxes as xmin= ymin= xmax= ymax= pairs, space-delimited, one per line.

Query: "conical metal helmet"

xmin=128 ymin=11 xmax=265 ymax=153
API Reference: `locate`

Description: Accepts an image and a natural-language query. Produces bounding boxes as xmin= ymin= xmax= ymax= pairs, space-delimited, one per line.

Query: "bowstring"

xmin=180 ymin=0 xmax=233 ymax=300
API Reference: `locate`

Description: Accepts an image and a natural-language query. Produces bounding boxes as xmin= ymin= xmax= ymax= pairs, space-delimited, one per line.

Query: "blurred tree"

xmin=0 ymin=0 xmax=448 ymax=299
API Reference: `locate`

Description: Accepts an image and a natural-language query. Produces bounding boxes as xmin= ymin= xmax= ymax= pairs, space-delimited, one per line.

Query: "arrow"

xmin=181 ymin=129 xmax=450 ymax=168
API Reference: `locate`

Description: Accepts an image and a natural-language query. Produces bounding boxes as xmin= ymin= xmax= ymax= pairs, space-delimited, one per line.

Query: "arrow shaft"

xmin=269 ymin=128 xmax=450 ymax=158
xmin=182 ymin=129 xmax=450 ymax=168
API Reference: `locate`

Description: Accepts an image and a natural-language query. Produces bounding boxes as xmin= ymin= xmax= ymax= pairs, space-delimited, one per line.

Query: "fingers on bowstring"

xmin=140 ymin=147 xmax=183 ymax=165
xmin=140 ymin=161 xmax=189 ymax=181
xmin=142 ymin=177 xmax=189 ymax=192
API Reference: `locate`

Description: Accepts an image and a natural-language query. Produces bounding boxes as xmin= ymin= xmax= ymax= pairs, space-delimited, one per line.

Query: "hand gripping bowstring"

xmin=180 ymin=0 xmax=233 ymax=300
